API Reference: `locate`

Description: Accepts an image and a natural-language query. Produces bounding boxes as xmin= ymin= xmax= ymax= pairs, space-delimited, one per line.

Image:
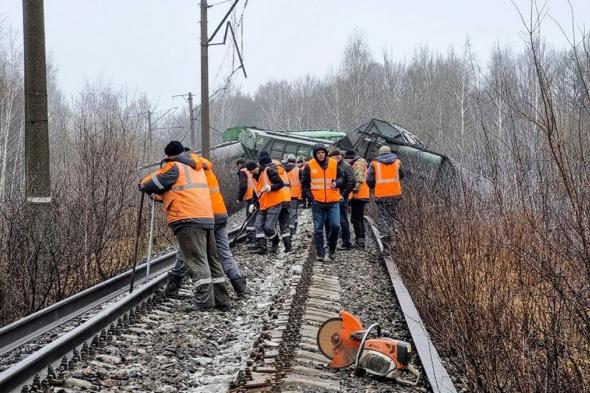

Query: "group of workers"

xmin=139 ymin=140 xmax=403 ymax=312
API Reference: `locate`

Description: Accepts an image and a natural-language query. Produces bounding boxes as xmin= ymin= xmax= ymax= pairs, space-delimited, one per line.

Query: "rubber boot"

xmin=164 ymin=272 xmax=183 ymax=298
xmin=255 ymin=237 xmax=267 ymax=255
xmin=230 ymin=276 xmax=247 ymax=298
xmin=270 ymin=234 xmax=280 ymax=253
xmin=283 ymin=235 xmax=292 ymax=253
xmin=355 ymin=238 xmax=366 ymax=250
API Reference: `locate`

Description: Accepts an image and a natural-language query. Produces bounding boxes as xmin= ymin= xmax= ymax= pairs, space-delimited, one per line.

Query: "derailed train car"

xmin=334 ymin=119 xmax=452 ymax=181
xmin=220 ymin=120 xmax=455 ymax=183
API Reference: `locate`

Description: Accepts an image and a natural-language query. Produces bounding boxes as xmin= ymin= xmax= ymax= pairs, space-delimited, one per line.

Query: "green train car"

xmin=219 ymin=120 xmax=488 ymax=189
xmin=236 ymin=127 xmax=335 ymax=161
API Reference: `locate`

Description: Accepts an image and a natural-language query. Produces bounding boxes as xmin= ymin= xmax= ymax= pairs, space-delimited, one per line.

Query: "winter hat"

xmin=378 ymin=145 xmax=392 ymax=155
xmin=344 ymin=150 xmax=356 ymax=159
xmin=245 ymin=161 xmax=258 ymax=171
xmin=328 ymin=147 xmax=342 ymax=157
xmin=286 ymin=154 xmax=296 ymax=163
xmin=296 ymin=156 xmax=305 ymax=164
xmin=258 ymin=151 xmax=270 ymax=159
xmin=165 ymin=141 xmax=184 ymax=156
xmin=259 ymin=155 xmax=272 ymax=167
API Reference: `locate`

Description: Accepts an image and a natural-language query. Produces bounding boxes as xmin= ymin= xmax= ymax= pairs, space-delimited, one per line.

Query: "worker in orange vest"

xmin=248 ymin=152 xmax=292 ymax=254
xmin=301 ymin=144 xmax=345 ymax=261
xmin=164 ymin=150 xmax=247 ymax=298
xmin=367 ymin=145 xmax=404 ymax=237
xmin=344 ymin=150 xmax=370 ymax=249
xmin=327 ymin=147 xmax=355 ymax=250
xmin=236 ymin=158 xmax=258 ymax=246
xmin=285 ymin=154 xmax=302 ymax=234
xmin=139 ymin=141 xmax=230 ymax=312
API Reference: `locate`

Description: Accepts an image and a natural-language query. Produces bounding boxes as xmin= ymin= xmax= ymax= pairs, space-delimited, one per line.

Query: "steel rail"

xmin=0 ymin=273 xmax=165 ymax=393
xmin=0 ymin=226 xmax=244 ymax=392
xmin=0 ymin=251 xmax=176 ymax=358
xmin=365 ymin=216 xmax=457 ymax=393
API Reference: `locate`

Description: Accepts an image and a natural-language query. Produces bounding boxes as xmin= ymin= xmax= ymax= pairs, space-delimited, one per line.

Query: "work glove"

xmin=261 ymin=184 xmax=271 ymax=193
xmin=248 ymin=204 xmax=255 ymax=214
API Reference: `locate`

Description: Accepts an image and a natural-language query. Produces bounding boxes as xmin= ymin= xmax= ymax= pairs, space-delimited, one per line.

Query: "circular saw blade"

xmin=317 ymin=317 xmax=343 ymax=359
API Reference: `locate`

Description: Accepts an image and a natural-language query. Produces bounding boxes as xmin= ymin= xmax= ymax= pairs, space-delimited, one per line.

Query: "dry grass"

xmin=390 ymin=178 xmax=590 ymax=392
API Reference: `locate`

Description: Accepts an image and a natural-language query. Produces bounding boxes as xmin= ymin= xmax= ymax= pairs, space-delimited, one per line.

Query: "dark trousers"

xmin=279 ymin=202 xmax=292 ymax=247
xmin=312 ymin=201 xmax=340 ymax=257
xmin=255 ymin=203 xmax=292 ymax=249
xmin=350 ymin=199 xmax=367 ymax=240
xmin=289 ymin=199 xmax=299 ymax=234
xmin=175 ymin=227 xmax=230 ymax=308
xmin=245 ymin=199 xmax=256 ymax=243
xmin=376 ymin=197 xmax=400 ymax=235
xmin=339 ymin=199 xmax=351 ymax=246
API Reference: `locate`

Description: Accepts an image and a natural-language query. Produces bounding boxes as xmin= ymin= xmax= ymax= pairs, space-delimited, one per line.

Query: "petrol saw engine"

xmin=316 ymin=310 xmax=420 ymax=385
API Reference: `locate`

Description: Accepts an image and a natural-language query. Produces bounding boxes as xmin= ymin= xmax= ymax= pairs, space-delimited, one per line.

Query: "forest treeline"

xmin=0 ymin=11 xmax=588 ymax=392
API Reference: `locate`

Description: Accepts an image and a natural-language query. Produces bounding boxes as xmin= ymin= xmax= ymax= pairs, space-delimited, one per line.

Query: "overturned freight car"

xmin=222 ymin=120 xmax=454 ymax=184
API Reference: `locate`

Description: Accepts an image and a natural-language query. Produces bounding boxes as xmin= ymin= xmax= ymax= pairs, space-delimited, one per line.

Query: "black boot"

xmin=355 ymin=238 xmax=366 ymax=250
xmin=255 ymin=237 xmax=267 ymax=255
xmin=283 ymin=235 xmax=292 ymax=253
xmin=230 ymin=276 xmax=247 ymax=298
xmin=270 ymin=234 xmax=280 ymax=253
xmin=164 ymin=272 xmax=183 ymax=298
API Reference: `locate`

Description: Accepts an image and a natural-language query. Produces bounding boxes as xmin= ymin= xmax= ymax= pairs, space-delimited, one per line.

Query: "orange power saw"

xmin=316 ymin=310 xmax=420 ymax=385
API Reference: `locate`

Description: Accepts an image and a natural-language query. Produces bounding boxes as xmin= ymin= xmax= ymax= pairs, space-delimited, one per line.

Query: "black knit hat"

xmin=258 ymin=151 xmax=270 ymax=159
xmin=259 ymin=155 xmax=272 ymax=166
xmin=165 ymin=141 xmax=184 ymax=156
xmin=344 ymin=150 xmax=356 ymax=159
xmin=245 ymin=161 xmax=258 ymax=171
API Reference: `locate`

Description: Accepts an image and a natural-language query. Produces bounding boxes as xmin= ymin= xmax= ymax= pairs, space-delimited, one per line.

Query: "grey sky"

xmin=1 ymin=0 xmax=588 ymax=110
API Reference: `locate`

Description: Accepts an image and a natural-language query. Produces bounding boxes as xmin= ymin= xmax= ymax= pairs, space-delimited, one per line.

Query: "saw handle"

xmin=353 ymin=323 xmax=381 ymax=375
xmin=390 ymin=364 xmax=420 ymax=386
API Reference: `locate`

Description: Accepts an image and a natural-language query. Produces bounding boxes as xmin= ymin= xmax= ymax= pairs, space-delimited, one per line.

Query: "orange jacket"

xmin=257 ymin=167 xmax=285 ymax=211
xmin=240 ymin=167 xmax=256 ymax=201
xmin=272 ymin=159 xmax=292 ymax=203
xmin=349 ymin=164 xmax=370 ymax=200
xmin=308 ymin=158 xmax=340 ymax=203
xmin=140 ymin=157 xmax=214 ymax=229
xmin=287 ymin=166 xmax=302 ymax=200
xmin=372 ymin=160 xmax=402 ymax=198
xmin=193 ymin=155 xmax=228 ymax=224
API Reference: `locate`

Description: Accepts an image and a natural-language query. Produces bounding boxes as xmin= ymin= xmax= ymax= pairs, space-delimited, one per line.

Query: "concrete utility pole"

xmin=200 ymin=0 xmax=210 ymax=158
xmin=188 ymin=92 xmax=195 ymax=149
xmin=23 ymin=0 xmax=51 ymax=203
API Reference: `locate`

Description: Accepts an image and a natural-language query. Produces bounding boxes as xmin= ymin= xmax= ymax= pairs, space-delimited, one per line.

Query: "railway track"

xmin=0 ymin=227 xmax=245 ymax=393
xmin=0 ymin=211 xmax=460 ymax=393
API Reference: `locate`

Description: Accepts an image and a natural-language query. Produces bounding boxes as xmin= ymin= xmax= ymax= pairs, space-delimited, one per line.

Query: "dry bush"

xmin=387 ymin=24 xmax=590 ymax=393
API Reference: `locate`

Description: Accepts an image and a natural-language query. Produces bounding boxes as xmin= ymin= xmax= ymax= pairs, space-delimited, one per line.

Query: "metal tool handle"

xmin=129 ymin=192 xmax=146 ymax=293
xmin=393 ymin=364 xmax=420 ymax=386
xmin=354 ymin=323 xmax=381 ymax=374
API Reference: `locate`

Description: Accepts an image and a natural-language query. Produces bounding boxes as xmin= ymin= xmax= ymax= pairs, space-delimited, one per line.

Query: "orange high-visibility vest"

xmin=373 ymin=159 xmax=402 ymax=198
xmin=349 ymin=165 xmax=370 ymax=200
xmin=309 ymin=158 xmax=340 ymax=203
xmin=198 ymin=156 xmax=228 ymax=223
xmin=288 ymin=166 xmax=302 ymax=200
xmin=272 ymin=159 xmax=292 ymax=203
xmin=240 ymin=167 xmax=256 ymax=200
xmin=257 ymin=167 xmax=285 ymax=211
xmin=143 ymin=161 xmax=214 ymax=226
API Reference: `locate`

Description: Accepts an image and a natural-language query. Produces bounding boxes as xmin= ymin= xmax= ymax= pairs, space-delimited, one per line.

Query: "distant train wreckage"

xmin=220 ymin=119 xmax=460 ymax=184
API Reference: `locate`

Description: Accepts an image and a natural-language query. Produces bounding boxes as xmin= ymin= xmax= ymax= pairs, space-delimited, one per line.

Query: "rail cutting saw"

xmin=317 ymin=310 xmax=420 ymax=385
